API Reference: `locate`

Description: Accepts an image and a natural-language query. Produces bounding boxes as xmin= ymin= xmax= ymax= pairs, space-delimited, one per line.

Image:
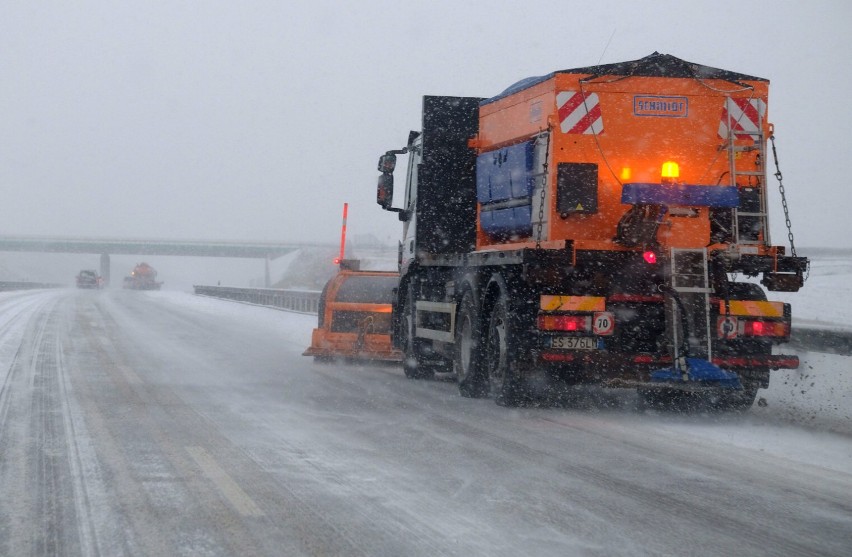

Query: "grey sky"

xmin=1 ymin=0 xmax=849 ymax=248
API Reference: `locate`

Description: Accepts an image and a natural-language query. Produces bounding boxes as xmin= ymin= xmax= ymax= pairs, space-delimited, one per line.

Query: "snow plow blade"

xmin=303 ymin=261 xmax=402 ymax=363
xmin=650 ymin=358 xmax=742 ymax=390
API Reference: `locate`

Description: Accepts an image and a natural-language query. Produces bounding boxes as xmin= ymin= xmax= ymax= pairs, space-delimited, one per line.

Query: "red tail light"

xmin=538 ymin=315 xmax=591 ymax=332
xmin=741 ymin=320 xmax=788 ymax=337
xmin=643 ymin=250 xmax=657 ymax=264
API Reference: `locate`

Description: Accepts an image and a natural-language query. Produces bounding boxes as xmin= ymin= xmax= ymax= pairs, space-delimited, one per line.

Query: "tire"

xmin=726 ymin=282 xmax=767 ymax=301
xmin=455 ymin=290 xmax=488 ymax=398
xmin=637 ymin=388 xmax=693 ymax=412
xmin=708 ymin=381 xmax=760 ymax=412
xmin=399 ymin=290 xmax=436 ymax=380
xmin=485 ymin=291 xmax=524 ymax=406
xmin=716 ymin=281 xmax=769 ymax=411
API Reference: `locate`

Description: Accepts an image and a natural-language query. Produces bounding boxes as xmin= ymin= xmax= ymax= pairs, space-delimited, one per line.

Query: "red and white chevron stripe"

xmin=557 ymin=91 xmax=604 ymax=135
xmin=718 ymin=97 xmax=766 ymax=139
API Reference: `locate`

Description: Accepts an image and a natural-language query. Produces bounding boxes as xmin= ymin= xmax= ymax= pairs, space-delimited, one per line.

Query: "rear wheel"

xmin=726 ymin=281 xmax=767 ymax=301
xmin=455 ymin=290 xmax=487 ymax=397
xmin=485 ymin=292 xmax=524 ymax=406
xmin=715 ymin=281 xmax=770 ymax=411
xmin=637 ymin=387 xmax=693 ymax=412
xmin=709 ymin=382 xmax=760 ymax=411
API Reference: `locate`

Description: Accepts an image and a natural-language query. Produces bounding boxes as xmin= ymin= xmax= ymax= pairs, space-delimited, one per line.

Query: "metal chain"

xmin=535 ymin=129 xmax=551 ymax=249
xmin=769 ymin=135 xmax=797 ymax=258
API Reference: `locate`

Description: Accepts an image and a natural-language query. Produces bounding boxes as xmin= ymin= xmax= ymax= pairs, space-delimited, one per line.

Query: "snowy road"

xmin=0 ymin=289 xmax=850 ymax=556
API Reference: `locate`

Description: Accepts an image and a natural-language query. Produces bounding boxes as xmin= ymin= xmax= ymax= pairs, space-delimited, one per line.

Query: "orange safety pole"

xmin=338 ymin=202 xmax=348 ymax=264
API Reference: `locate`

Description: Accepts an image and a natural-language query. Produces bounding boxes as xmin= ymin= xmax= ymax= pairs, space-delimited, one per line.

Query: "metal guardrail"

xmin=0 ymin=281 xmax=64 ymax=291
xmin=193 ymin=285 xmax=320 ymax=314
xmin=790 ymin=328 xmax=852 ymax=356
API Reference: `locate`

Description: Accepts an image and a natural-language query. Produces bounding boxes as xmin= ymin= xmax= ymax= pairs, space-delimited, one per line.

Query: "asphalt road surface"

xmin=0 ymin=289 xmax=850 ymax=556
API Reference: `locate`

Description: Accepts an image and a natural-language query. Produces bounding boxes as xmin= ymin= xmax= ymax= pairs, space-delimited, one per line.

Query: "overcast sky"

xmin=1 ymin=0 xmax=850 ymax=249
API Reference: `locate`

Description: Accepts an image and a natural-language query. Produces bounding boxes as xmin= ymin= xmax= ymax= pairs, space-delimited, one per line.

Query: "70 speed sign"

xmin=593 ymin=312 xmax=614 ymax=335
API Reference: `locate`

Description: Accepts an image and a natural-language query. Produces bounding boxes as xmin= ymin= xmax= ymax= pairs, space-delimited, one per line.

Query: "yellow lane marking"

xmin=186 ymin=446 xmax=265 ymax=517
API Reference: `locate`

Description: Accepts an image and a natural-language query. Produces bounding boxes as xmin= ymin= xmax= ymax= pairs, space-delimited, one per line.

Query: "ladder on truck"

xmin=667 ymin=248 xmax=712 ymax=370
xmin=724 ymin=96 xmax=770 ymax=247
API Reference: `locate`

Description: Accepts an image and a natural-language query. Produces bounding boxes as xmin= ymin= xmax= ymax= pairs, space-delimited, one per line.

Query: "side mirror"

xmin=378 ymin=153 xmax=397 ymax=173
xmin=377 ymin=173 xmax=394 ymax=210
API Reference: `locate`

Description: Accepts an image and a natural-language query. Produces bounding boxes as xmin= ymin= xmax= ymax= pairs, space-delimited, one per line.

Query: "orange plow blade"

xmin=303 ymin=263 xmax=402 ymax=363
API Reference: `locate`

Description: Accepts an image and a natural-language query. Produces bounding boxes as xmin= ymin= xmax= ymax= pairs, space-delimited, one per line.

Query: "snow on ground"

xmin=769 ymin=249 xmax=852 ymax=331
xmin=159 ymin=279 xmax=852 ymax=476
xmin=147 ymin=289 xmax=316 ymax=350
xmin=0 ymin=289 xmax=64 ymax=383
xmin=2 ymin=248 xmax=848 ymax=482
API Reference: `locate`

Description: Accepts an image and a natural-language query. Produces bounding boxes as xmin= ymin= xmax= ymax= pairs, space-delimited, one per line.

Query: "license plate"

xmin=549 ymin=336 xmax=597 ymax=350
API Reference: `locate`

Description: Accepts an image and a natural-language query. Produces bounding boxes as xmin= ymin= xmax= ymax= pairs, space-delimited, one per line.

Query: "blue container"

xmin=480 ymin=205 xmax=533 ymax=237
xmin=476 ymin=141 xmax=535 ymax=203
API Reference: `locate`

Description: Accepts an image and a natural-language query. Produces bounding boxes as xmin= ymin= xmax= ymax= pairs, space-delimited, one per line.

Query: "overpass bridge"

xmin=0 ymin=236 xmax=334 ymax=287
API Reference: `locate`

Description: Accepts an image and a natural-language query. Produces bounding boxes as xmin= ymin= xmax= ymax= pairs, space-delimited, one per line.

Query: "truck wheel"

xmin=637 ymin=388 xmax=692 ymax=412
xmin=709 ymin=381 xmax=760 ymax=411
xmin=486 ymin=294 xmax=524 ymax=406
xmin=455 ymin=290 xmax=487 ymax=398
xmin=399 ymin=294 xmax=436 ymax=380
xmin=716 ymin=282 xmax=769 ymax=411
xmin=726 ymin=282 xmax=767 ymax=301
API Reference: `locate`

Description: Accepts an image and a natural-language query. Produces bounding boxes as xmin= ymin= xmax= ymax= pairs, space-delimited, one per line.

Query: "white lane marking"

xmin=186 ymin=446 xmax=265 ymax=517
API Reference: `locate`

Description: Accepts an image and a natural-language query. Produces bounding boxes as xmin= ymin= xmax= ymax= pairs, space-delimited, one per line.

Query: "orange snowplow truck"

xmin=375 ymin=53 xmax=808 ymax=409
xmin=124 ymin=262 xmax=162 ymax=290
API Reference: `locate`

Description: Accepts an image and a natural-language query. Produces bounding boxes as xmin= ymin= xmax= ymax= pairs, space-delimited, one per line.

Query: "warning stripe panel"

xmin=718 ymin=97 xmax=766 ymax=139
xmin=720 ymin=300 xmax=785 ymax=317
xmin=557 ymin=91 xmax=604 ymax=135
xmin=540 ymin=295 xmax=605 ymax=312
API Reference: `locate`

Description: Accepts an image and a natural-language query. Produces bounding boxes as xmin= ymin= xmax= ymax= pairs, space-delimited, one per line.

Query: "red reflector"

xmin=609 ymin=293 xmax=665 ymax=303
xmin=643 ymin=251 xmax=657 ymax=264
xmin=541 ymin=352 xmax=576 ymax=362
xmin=538 ymin=315 xmax=591 ymax=332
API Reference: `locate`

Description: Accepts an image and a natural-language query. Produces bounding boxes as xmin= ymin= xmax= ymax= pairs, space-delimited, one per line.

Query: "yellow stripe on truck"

xmin=540 ymin=295 xmax=606 ymax=312
xmin=721 ymin=300 xmax=785 ymax=317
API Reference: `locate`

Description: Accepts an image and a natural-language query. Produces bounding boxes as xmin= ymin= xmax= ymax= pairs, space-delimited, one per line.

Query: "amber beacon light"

xmin=660 ymin=161 xmax=679 ymax=183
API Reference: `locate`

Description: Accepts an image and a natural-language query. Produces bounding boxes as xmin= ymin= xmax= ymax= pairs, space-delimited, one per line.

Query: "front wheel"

xmin=399 ymin=293 xmax=433 ymax=379
xmin=398 ymin=290 xmax=451 ymax=379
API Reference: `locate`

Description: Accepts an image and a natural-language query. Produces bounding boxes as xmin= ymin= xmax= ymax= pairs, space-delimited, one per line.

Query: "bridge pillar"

xmin=264 ymin=255 xmax=271 ymax=288
xmin=100 ymin=254 xmax=110 ymax=286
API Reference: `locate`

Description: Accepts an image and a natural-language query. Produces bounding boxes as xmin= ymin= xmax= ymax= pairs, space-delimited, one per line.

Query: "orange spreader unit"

xmin=303 ymin=263 xmax=402 ymax=362
xmin=472 ymin=61 xmax=770 ymax=254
